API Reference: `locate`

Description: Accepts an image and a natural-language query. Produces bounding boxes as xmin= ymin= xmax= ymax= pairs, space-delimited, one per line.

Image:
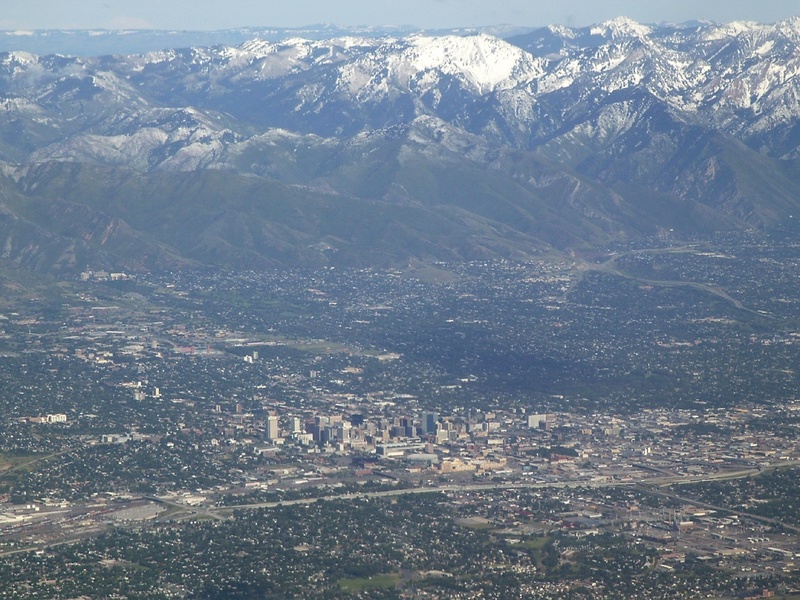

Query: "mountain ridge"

xmin=1 ymin=18 xmax=800 ymax=272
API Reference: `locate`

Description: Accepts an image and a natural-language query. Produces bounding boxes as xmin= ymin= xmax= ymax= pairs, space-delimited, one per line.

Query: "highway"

xmin=3 ymin=460 xmax=797 ymax=558
xmin=205 ymin=463 xmax=793 ymax=516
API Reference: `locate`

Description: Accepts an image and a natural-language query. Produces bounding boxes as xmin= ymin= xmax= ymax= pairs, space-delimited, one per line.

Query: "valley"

xmin=0 ymin=233 xmax=799 ymax=596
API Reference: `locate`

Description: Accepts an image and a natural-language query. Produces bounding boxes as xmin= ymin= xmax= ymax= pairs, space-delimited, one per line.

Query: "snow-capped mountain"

xmin=1 ymin=18 xmax=800 ymax=271
xmin=4 ymin=19 xmax=800 ymax=158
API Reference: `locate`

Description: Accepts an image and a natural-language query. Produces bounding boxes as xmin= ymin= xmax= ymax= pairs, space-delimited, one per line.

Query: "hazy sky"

xmin=3 ymin=0 xmax=799 ymax=31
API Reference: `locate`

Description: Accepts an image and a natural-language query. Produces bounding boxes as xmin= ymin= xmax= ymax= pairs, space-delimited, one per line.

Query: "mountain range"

xmin=2 ymin=17 xmax=800 ymax=272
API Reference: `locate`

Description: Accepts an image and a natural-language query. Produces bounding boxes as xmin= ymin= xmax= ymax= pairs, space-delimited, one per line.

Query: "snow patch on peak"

xmin=404 ymin=34 xmax=542 ymax=94
xmin=258 ymin=128 xmax=321 ymax=143
xmin=226 ymin=37 xmax=314 ymax=60
xmin=235 ymin=39 xmax=277 ymax=57
xmin=324 ymin=36 xmax=379 ymax=50
xmin=777 ymin=15 xmax=800 ymax=28
xmin=0 ymin=51 xmax=46 ymax=79
xmin=410 ymin=35 xmax=522 ymax=82
xmin=547 ymin=25 xmax=577 ymax=40
xmin=755 ymin=39 xmax=776 ymax=56
xmin=591 ymin=17 xmax=653 ymax=39
xmin=1 ymin=51 xmax=39 ymax=66
xmin=775 ymin=16 xmax=800 ymax=40
xmin=338 ymin=34 xmax=542 ymax=101
xmin=702 ymin=21 xmax=764 ymax=41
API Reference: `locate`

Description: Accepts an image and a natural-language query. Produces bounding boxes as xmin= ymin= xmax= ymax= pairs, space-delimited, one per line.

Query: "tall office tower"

xmin=266 ymin=415 xmax=280 ymax=441
xmin=290 ymin=417 xmax=302 ymax=433
xmin=423 ymin=412 xmax=439 ymax=434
